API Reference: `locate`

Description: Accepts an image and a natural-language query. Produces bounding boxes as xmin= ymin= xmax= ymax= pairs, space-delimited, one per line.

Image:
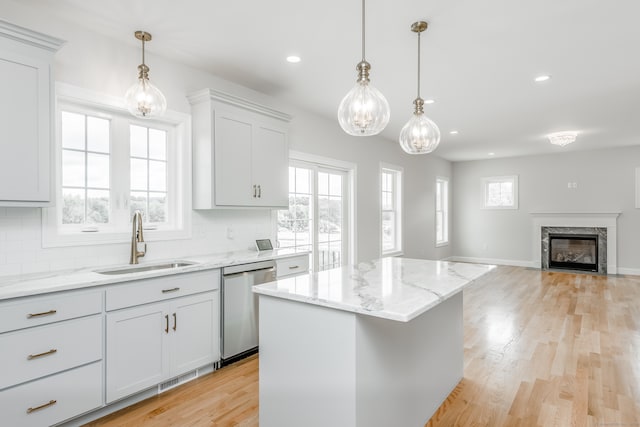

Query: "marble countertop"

xmin=0 ymin=248 xmax=308 ymax=301
xmin=253 ymin=257 xmax=495 ymax=322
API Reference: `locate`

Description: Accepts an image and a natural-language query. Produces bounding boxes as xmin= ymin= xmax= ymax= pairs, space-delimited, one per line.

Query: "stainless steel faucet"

xmin=130 ymin=210 xmax=147 ymax=264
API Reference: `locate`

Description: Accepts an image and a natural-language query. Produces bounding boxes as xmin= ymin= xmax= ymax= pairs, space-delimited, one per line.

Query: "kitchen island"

xmin=253 ymin=257 xmax=495 ymax=427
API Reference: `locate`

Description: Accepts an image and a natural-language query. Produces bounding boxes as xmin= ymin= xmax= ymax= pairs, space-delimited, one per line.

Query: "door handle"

xmin=258 ymin=185 xmax=261 ymax=198
xmin=253 ymin=184 xmax=257 ymax=198
xmin=173 ymin=313 xmax=177 ymax=331
xmin=165 ymin=314 xmax=169 ymax=333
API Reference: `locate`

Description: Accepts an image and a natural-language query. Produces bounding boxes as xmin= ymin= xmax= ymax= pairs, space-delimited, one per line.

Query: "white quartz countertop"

xmin=0 ymin=248 xmax=308 ymax=301
xmin=253 ymin=257 xmax=495 ymax=322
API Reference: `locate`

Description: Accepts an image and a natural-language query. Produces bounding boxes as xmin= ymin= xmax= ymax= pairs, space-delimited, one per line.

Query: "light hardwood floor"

xmin=84 ymin=266 xmax=640 ymax=426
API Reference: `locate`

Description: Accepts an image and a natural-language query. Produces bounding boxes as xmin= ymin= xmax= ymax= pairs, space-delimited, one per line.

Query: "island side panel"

xmin=258 ymin=295 xmax=357 ymax=427
xmin=355 ymin=291 xmax=464 ymax=427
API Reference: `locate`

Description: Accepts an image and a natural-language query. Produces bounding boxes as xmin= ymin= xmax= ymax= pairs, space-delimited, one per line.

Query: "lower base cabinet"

xmin=106 ymin=291 xmax=219 ymax=403
xmin=0 ymin=362 xmax=102 ymax=427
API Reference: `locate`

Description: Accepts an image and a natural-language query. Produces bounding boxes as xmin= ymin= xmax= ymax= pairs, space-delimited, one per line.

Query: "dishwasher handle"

xmin=223 ymin=267 xmax=275 ymax=280
xmin=223 ymin=260 xmax=276 ymax=276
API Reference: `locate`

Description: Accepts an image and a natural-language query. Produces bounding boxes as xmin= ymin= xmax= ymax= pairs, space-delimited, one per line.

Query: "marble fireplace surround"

xmin=531 ymin=212 xmax=620 ymax=274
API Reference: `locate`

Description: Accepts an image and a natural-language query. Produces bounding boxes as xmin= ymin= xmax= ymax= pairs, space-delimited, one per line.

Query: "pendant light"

xmin=125 ymin=31 xmax=167 ymax=118
xmin=398 ymin=21 xmax=441 ymax=155
xmin=337 ymin=0 xmax=390 ymax=136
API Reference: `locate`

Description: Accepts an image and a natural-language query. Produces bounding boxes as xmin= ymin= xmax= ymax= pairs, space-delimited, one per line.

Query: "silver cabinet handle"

xmin=27 ymin=400 xmax=57 ymax=414
xmin=253 ymin=184 xmax=257 ymax=198
xmin=258 ymin=185 xmax=261 ymax=198
xmin=288 ymin=265 xmax=299 ymax=270
xmin=162 ymin=287 xmax=180 ymax=294
xmin=27 ymin=349 xmax=57 ymax=360
xmin=27 ymin=310 xmax=57 ymax=318
xmin=165 ymin=314 xmax=169 ymax=334
xmin=173 ymin=313 xmax=177 ymax=331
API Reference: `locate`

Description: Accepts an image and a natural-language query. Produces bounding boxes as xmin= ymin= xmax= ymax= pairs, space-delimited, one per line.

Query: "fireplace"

xmin=548 ymin=234 xmax=598 ymax=272
xmin=540 ymin=226 xmax=607 ymax=274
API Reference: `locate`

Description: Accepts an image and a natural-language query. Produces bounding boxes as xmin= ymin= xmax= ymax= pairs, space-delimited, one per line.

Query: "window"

xmin=277 ymin=155 xmax=353 ymax=272
xmin=436 ymin=177 xmax=449 ymax=246
xmin=43 ymin=84 xmax=190 ymax=247
xmin=381 ymin=165 xmax=402 ymax=256
xmin=482 ymin=175 xmax=518 ymax=209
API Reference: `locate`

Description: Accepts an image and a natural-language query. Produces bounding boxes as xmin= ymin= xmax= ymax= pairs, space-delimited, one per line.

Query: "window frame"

xmin=380 ymin=163 xmax=403 ymax=257
xmin=435 ymin=176 xmax=449 ymax=247
xmin=481 ymin=175 xmax=519 ymax=210
xmin=42 ymin=83 xmax=191 ymax=248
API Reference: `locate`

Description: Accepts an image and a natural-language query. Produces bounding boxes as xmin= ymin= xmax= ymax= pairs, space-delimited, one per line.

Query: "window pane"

xmin=329 ymin=174 xmax=342 ymax=196
xmin=328 ymin=197 xmax=342 ymax=240
xmin=382 ymin=211 xmax=395 ymax=251
xmin=130 ymin=158 xmax=148 ymax=191
xmin=62 ymin=188 xmax=85 ymax=224
xmin=148 ymin=192 xmax=167 ymax=223
xmin=277 ymin=220 xmax=295 ymax=248
xmin=318 ymin=172 xmax=329 ymax=196
xmin=130 ymin=125 xmax=147 ymax=157
xmin=149 ymin=160 xmax=166 ymax=192
xmin=329 ymin=241 xmax=342 ymax=267
xmin=318 ymin=242 xmax=330 ymax=270
xmin=318 ymin=196 xmax=329 ymax=242
xmin=87 ymin=189 xmax=109 ymax=224
xmin=87 ymin=116 xmax=109 ymax=153
xmin=87 ymin=153 xmax=109 ymax=189
xmin=436 ymin=211 xmax=444 ymax=242
xmin=295 ymin=168 xmax=310 ymax=194
xmin=62 ymin=150 xmax=85 ymax=187
xmin=288 ymin=167 xmax=295 ymax=193
xmin=148 ymin=129 xmax=166 ymax=160
xmin=61 ymin=111 xmax=85 ymax=150
xmin=436 ymin=182 xmax=442 ymax=210
xmin=294 ymin=195 xmax=311 ymax=221
xmin=382 ymin=192 xmax=392 ymax=211
xmin=295 ymin=226 xmax=312 ymax=248
xmin=130 ymin=191 xmax=147 ymax=219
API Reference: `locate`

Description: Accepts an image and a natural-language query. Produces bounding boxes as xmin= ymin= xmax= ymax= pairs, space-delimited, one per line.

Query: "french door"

xmin=277 ymin=162 xmax=349 ymax=272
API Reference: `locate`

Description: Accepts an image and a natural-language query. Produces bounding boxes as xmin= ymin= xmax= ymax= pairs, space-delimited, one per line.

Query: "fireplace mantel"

xmin=530 ymin=212 xmax=620 ymax=274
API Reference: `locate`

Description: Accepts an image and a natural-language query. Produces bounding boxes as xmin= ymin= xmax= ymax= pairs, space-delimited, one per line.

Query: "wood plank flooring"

xmin=84 ymin=266 xmax=640 ymax=426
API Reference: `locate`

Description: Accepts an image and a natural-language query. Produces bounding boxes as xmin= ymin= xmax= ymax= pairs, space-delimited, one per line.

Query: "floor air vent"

xmin=158 ymin=370 xmax=198 ymax=393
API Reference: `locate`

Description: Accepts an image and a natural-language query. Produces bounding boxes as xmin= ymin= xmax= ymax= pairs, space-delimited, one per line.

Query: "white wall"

xmin=0 ymin=4 xmax=451 ymax=277
xmin=452 ymin=146 xmax=640 ymax=274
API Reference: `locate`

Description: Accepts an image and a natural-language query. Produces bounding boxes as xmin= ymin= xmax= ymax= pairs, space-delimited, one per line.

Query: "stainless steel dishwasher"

xmin=221 ymin=260 xmax=276 ymax=365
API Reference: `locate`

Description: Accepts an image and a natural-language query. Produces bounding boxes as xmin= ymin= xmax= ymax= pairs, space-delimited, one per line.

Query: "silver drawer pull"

xmin=27 ymin=400 xmax=57 ymax=414
xmin=288 ymin=265 xmax=299 ymax=270
xmin=27 ymin=309 xmax=57 ymax=318
xmin=162 ymin=287 xmax=180 ymax=293
xmin=27 ymin=349 xmax=58 ymax=360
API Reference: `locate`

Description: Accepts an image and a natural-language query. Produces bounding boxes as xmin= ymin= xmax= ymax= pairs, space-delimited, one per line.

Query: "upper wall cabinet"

xmin=188 ymin=89 xmax=292 ymax=209
xmin=0 ymin=20 xmax=64 ymax=206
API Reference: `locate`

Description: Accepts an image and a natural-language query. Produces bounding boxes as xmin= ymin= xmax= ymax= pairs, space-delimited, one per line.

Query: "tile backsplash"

xmin=0 ymin=207 xmax=273 ymax=277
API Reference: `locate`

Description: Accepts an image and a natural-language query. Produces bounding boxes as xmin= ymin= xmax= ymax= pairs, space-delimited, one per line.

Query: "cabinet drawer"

xmin=0 ymin=315 xmax=102 ymax=390
xmin=106 ymin=269 xmax=220 ymax=311
xmin=0 ymin=291 xmax=102 ymax=334
xmin=0 ymin=361 xmax=102 ymax=427
xmin=276 ymin=255 xmax=309 ymax=278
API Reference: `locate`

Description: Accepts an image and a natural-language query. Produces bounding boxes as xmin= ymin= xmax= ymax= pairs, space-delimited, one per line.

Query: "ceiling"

xmin=17 ymin=0 xmax=640 ymax=161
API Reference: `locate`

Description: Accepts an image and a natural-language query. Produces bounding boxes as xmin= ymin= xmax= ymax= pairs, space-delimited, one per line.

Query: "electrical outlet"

xmin=226 ymin=227 xmax=234 ymax=240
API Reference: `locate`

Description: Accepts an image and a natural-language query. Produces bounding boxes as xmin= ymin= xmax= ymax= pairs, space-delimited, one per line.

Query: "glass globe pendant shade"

xmin=399 ymin=99 xmax=441 ymax=154
xmin=125 ymin=66 xmax=167 ymax=118
xmin=338 ymin=61 xmax=390 ymax=136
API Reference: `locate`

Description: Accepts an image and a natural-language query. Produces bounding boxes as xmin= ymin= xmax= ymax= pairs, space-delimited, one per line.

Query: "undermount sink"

xmin=94 ymin=261 xmax=197 ymax=275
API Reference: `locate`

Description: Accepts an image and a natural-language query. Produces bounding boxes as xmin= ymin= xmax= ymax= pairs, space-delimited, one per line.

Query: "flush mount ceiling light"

xmin=548 ymin=131 xmax=578 ymax=147
xmin=337 ymin=0 xmax=390 ymax=136
xmin=534 ymin=75 xmax=551 ymax=82
xmin=286 ymin=55 xmax=301 ymax=63
xmin=124 ymin=31 xmax=167 ymax=118
xmin=398 ymin=21 xmax=441 ymax=155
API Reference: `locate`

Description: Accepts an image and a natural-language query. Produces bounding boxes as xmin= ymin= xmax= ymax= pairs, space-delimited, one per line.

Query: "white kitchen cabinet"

xmin=0 ymin=20 xmax=64 ymax=206
xmin=276 ymin=254 xmax=310 ymax=278
xmin=105 ymin=271 xmax=220 ymax=403
xmin=188 ymin=88 xmax=291 ymax=209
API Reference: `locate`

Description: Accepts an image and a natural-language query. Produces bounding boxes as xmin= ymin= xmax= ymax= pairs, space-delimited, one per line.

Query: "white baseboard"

xmin=616 ymin=267 xmax=640 ymax=276
xmin=445 ymin=256 xmax=535 ymax=268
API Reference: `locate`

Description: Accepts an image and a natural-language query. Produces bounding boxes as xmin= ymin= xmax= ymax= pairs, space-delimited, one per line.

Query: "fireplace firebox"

xmin=548 ymin=234 xmax=598 ymax=272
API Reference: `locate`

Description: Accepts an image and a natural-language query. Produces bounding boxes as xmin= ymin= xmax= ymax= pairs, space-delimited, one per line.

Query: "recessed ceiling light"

xmin=449 ymin=130 xmax=459 ymax=135
xmin=488 ymin=152 xmax=495 ymax=156
xmin=534 ymin=75 xmax=551 ymax=82
xmin=423 ymin=99 xmax=435 ymax=104
xmin=286 ymin=55 xmax=301 ymax=63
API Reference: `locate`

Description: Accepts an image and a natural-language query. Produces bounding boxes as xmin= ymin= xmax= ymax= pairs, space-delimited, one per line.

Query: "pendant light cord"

xmin=361 ymin=0 xmax=366 ymax=61
xmin=417 ymin=30 xmax=421 ymax=98
xmin=141 ymin=37 xmax=146 ymax=66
